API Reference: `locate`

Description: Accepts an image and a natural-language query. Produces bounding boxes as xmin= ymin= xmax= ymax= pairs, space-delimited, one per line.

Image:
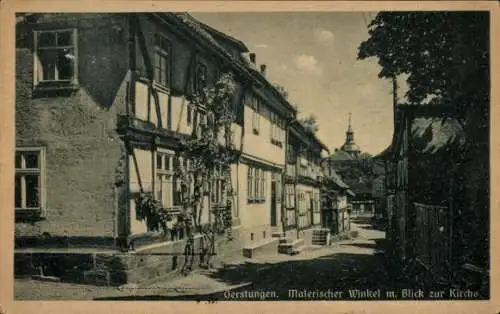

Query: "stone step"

xmin=271 ymin=232 xmax=283 ymax=238
xmin=279 ymin=237 xmax=295 ymax=244
xmin=242 ymin=238 xmax=279 ymax=259
xmin=278 ymin=238 xmax=304 ymax=255
xmin=312 ymin=230 xmax=330 ymax=246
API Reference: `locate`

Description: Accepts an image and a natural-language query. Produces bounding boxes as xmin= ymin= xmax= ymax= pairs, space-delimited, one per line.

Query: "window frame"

xmin=33 ymin=28 xmax=78 ymax=88
xmin=155 ymin=149 xmax=177 ymax=210
xmin=247 ymin=167 xmax=254 ymax=202
xmin=15 ymin=147 xmax=46 ymax=216
xmin=252 ymin=96 xmax=260 ymax=135
xmin=194 ymin=61 xmax=208 ymax=96
xmin=153 ymin=34 xmax=172 ymax=89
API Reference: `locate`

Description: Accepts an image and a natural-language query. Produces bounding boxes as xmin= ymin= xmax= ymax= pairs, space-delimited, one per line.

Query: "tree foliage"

xmin=274 ymin=84 xmax=289 ymax=100
xmin=299 ymin=114 xmax=319 ymax=133
xmin=358 ymin=12 xmax=489 ymax=118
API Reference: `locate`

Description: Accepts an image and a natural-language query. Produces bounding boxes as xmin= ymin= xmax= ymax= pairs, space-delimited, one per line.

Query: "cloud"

xmin=313 ymin=28 xmax=335 ymax=44
xmin=294 ymin=54 xmax=322 ymax=75
xmin=277 ymin=64 xmax=289 ymax=72
xmin=254 ymin=43 xmax=269 ymax=49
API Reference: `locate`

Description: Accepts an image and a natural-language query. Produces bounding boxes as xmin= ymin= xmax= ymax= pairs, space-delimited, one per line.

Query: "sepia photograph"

xmin=4 ymin=5 xmax=494 ymax=306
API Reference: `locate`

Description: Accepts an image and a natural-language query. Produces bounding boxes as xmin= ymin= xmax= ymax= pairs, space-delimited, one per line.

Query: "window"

xmin=247 ymin=166 xmax=266 ymax=202
xmin=211 ymin=167 xmax=225 ymax=206
xmin=155 ymin=151 xmax=176 ymax=208
xmin=247 ymin=167 xmax=254 ymax=201
xmin=194 ymin=62 xmax=207 ymax=95
xmin=196 ymin=110 xmax=206 ymax=138
xmin=251 ymin=96 xmax=260 ymax=134
xmin=34 ymin=29 xmax=77 ymax=86
xmin=270 ymin=112 xmax=283 ymax=147
xmin=15 ymin=148 xmax=45 ymax=213
xmin=255 ymin=169 xmax=260 ymax=200
xmin=154 ymin=34 xmax=171 ymax=87
xmin=270 ymin=112 xmax=275 ymax=141
xmin=260 ymin=170 xmax=266 ymax=200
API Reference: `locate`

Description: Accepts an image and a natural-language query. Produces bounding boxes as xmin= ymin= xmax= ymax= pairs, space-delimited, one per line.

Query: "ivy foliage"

xmin=135 ymin=72 xmax=238 ymax=242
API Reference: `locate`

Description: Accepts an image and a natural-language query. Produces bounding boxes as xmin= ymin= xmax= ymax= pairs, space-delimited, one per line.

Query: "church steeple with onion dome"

xmin=340 ymin=113 xmax=361 ymax=158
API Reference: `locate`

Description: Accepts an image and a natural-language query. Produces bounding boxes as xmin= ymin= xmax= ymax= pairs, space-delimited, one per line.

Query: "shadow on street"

xmin=95 ymin=226 xmax=407 ymax=301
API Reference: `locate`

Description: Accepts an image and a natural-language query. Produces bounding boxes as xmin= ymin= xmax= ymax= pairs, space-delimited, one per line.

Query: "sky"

xmin=192 ymin=12 xmax=395 ymax=155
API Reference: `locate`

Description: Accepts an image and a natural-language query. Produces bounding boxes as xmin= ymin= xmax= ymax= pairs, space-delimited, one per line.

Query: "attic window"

xmin=34 ymin=29 xmax=78 ymax=88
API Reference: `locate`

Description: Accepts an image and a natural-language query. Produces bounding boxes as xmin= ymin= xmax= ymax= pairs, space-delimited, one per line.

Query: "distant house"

xmin=380 ymin=104 xmax=488 ymax=294
xmin=283 ymin=120 xmax=329 ymax=241
xmin=320 ymin=169 xmax=353 ymax=236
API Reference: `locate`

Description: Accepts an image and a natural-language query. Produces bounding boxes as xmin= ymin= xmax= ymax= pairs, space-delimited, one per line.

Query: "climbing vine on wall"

xmin=134 ymin=72 xmax=238 ymax=273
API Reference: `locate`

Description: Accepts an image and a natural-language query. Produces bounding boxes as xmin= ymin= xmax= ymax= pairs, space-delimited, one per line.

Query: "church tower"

xmin=340 ymin=113 xmax=361 ymax=158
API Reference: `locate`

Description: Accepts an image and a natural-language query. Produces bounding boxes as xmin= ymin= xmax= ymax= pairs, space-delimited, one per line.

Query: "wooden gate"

xmin=414 ymin=202 xmax=451 ymax=278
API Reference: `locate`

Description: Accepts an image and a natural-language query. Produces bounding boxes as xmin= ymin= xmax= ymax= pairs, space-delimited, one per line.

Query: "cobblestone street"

xmin=15 ymin=217 xmax=400 ymax=301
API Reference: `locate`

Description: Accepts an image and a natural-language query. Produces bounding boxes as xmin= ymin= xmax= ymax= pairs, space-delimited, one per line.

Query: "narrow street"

xmin=16 ymin=216 xmax=403 ymax=301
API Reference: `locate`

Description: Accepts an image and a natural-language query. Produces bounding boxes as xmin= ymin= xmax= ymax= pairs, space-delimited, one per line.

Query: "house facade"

xmin=320 ymin=169 xmax=352 ymax=238
xmin=14 ymin=13 xmax=298 ymax=284
xmin=281 ymin=121 xmax=329 ymax=246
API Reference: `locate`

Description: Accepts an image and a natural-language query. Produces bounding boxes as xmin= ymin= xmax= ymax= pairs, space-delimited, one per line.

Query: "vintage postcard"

xmin=0 ymin=1 xmax=499 ymax=314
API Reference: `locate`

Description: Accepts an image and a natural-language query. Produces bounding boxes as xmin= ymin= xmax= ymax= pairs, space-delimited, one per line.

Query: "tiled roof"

xmin=324 ymin=169 xmax=350 ymax=190
xmin=170 ymin=13 xmax=297 ymax=115
xmin=411 ymin=117 xmax=466 ymax=154
xmin=171 ymin=13 xmax=236 ymax=61
xmin=327 ymin=149 xmax=356 ymax=161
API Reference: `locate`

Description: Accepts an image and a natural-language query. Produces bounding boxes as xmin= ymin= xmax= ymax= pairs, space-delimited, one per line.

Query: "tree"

xmin=274 ymin=84 xmax=289 ymax=100
xmin=358 ymin=12 xmax=489 ymax=271
xmin=299 ymin=114 xmax=319 ymax=133
xmin=357 ymin=12 xmax=489 ymax=131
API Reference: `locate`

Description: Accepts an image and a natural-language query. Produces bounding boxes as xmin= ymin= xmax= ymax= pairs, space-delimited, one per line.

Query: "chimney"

xmin=260 ymin=64 xmax=267 ymax=76
xmin=249 ymin=53 xmax=256 ymax=64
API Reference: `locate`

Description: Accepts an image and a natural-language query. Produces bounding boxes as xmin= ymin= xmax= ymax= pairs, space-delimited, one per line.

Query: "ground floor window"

xmin=247 ymin=165 xmax=266 ymax=203
xmin=211 ymin=167 xmax=227 ymax=206
xmin=15 ymin=147 xmax=45 ymax=212
xmin=155 ymin=151 xmax=188 ymax=208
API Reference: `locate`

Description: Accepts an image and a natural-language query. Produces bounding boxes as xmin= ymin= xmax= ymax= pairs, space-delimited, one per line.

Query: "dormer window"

xmin=34 ymin=29 xmax=78 ymax=87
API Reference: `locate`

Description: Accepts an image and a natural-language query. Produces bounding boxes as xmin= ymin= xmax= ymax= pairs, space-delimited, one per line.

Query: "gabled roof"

xmin=381 ymin=104 xmax=464 ymax=160
xmin=168 ymin=13 xmax=297 ymax=117
xmin=411 ymin=117 xmax=465 ymax=155
xmin=197 ymin=19 xmax=249 ymax=52
xmin=323 ymin=169 xmax=350 ymax=190
xmin=289 ymin=120 xmax=329 ymax=153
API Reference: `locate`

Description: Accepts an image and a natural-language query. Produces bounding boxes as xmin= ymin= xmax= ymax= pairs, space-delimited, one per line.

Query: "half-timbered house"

xmin=14 ymin=13 xmax=296 ymax=284
xmin=279 ymin=120 xmax=329 ymax=252
xmin=381 ymin=103 xmax=488 ymax=295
